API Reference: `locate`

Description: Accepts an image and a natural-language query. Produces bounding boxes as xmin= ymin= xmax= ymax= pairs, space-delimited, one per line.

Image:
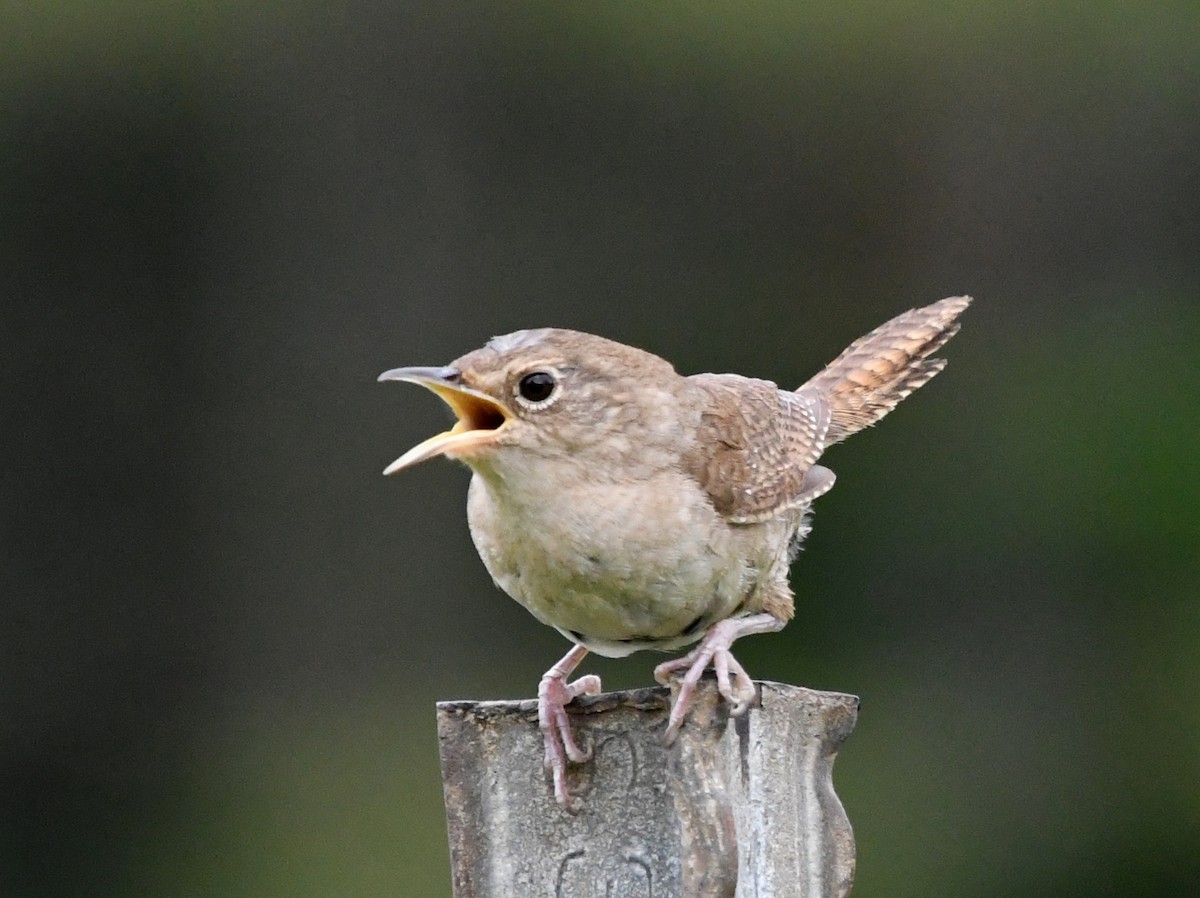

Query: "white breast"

xmin=465 ymin=468 xmax=768 ymax=657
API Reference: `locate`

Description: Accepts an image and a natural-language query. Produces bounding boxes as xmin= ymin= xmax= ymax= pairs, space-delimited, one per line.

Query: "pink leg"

xmin=538 ymin=643 xmax=602 ymax=811
xmin=653 ymin=613 xmax=784 ymax=745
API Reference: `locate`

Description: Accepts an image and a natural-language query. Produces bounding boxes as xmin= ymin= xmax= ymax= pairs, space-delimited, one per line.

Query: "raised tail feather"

xmin=800 ymin=296 xmax=971 ymax=445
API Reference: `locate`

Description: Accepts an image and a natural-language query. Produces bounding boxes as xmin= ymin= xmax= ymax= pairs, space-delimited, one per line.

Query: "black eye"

xmin=518 ymin=370 xmax=557 ymax=404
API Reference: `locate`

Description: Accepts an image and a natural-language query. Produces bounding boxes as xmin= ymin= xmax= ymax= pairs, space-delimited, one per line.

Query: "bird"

xmin=379 ymin=295 xmax=970 ymax=810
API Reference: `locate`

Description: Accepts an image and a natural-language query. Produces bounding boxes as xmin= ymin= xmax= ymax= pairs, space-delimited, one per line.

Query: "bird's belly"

xmin=466 ymin=473 xmax=760 ymax=657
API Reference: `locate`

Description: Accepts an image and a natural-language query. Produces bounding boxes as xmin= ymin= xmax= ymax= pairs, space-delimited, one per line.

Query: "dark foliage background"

xmin=4 ymin=3 xmax=1198 ymax=895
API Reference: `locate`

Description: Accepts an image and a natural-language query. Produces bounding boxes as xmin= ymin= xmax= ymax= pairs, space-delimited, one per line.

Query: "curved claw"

xmin=713 ymin=648 xmax=757 ymax=715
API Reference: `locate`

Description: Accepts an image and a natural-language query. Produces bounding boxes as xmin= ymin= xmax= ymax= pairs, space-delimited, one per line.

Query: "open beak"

xmin=377 ymin=366 xmax=511 ymax=475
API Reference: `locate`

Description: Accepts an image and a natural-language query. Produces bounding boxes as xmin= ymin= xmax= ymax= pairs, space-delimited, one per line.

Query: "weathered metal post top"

xmin=438 ymin=677 xmax=858 ymax=898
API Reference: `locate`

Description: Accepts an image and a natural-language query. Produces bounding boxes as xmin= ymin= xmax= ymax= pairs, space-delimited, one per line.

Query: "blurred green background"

xmin=4 ymin=2 xmax=1198 ymax=896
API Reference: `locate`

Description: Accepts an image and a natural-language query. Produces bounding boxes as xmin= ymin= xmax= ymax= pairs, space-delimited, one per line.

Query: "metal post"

xmin=437 ymin=678 xmax=858 ymax=897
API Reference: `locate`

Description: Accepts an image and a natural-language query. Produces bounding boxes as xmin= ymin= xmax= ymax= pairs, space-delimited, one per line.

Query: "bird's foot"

xmin=654 ymin=613 xmax=784 ymax=744
xmin=538 ymin=644 xmax=599 ymax=812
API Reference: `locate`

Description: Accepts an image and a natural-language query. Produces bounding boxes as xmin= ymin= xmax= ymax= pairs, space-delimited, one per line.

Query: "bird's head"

xmin=379 ymin=328 xmax=684 ymax=477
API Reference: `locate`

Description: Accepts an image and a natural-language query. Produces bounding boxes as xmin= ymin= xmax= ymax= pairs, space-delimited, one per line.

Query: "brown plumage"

xmin=683 ymin=376 xmax=834 ymax=525
xmin=803 ymin=295 xmax=969 ymax=444
xmin=379 ymin=295 xmax=971 ymax=810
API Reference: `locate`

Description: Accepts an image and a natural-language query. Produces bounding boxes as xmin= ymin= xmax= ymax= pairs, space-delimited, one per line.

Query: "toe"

xmin=569 ymin=674 xmax=602 ymax=698
xmin=559 ymin=721 xmax=592 ymax=763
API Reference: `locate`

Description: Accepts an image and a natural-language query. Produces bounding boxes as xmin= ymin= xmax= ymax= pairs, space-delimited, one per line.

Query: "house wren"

xmin=380 ymin=296 xmax=970 ymax=810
